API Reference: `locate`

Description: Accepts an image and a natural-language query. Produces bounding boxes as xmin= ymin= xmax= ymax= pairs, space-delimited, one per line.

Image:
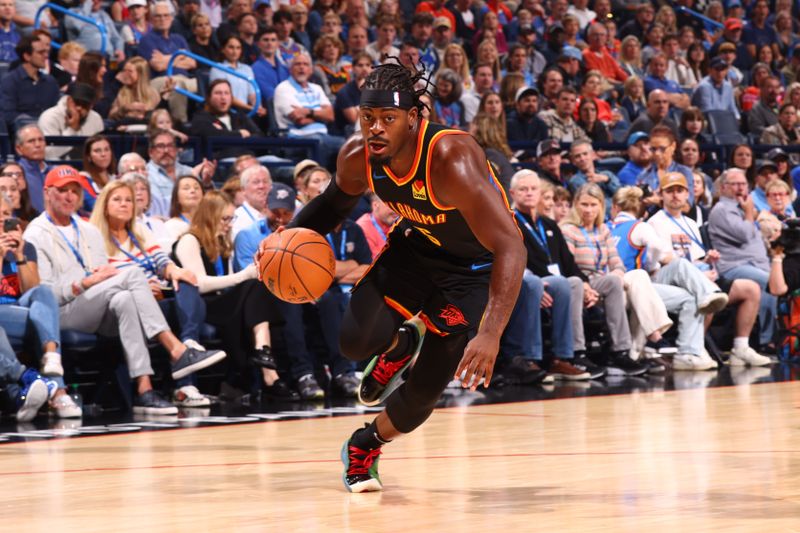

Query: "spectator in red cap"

xmin=23 ymin=165 xmax=227 ymax=415
xmin=710 ymin=18 xmax=753 ymax=71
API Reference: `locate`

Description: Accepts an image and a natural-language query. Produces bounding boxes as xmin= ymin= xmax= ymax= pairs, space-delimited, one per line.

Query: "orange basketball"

xmin=259 ymin=228 xmax=336 ymax=303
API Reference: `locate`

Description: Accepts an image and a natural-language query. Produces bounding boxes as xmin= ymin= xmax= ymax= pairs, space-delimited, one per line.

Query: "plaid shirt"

xmin=537 ymin=109 xmax=590 ymax=144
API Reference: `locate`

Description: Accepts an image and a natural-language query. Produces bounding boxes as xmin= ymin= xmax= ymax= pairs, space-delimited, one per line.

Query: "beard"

xmin=369 ymin=154 xmax=392 ymax=168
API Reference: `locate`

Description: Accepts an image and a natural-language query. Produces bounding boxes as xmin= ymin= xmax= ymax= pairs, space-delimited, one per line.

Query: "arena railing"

xmin=34 ymin=2 xmax=107 ymax=55
xmin=167 ymin=50 xmax=262 ymax=118
xmin=675 ymin=6 xmax=724 ymax=30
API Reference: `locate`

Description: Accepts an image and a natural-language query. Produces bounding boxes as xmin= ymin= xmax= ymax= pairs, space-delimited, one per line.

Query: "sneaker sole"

xmin=133 ymin=405 xmax=179 ymax=415
xmin=551 ymin=372 xmax=591 ymax=381
xmin=16 ymin=380 xmax=48 ymax=422
xmin=172 ymin=350 xmax=227 ymax=380
xmin=728 ymin=355 xmax=771 ymax=367
xmin=340 ymin=440 xmax=382 ymax=493
xmin=41 ymin=364 xmax=64 ymax=377
xmin=174 ymin=398 xmax=211 ymax=407
xmin=698 ymin=293 xmax=729 ymax=315
xmin=605 ymin=366 xmax=648 ymax=377
xmin=358 ymin=323 xmax=425 ymax=407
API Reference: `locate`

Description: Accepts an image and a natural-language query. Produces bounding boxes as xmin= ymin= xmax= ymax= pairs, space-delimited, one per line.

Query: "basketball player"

xmin=256 ymin=64 xmax=526 ymax=492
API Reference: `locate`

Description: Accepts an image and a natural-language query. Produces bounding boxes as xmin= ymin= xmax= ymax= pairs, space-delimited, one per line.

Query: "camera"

xmin=638 ymin=183 xmax=654 ymax=199
xmin=771 ymin=218 xmax=800 ymax=256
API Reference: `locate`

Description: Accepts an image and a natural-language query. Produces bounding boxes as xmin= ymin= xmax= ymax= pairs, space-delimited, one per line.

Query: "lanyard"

xmin=369 ymin=215 xmax=386 ymax=241
xmin=241 ymin=203 xmax=257 ymax=222
xmin=214 ymin=255 xmax=224 ymax=276
xmin=327 ymin=230 xmax=347 ymax=261
xmin=514 ymin=210 xmax=551 ymax=262
xmin=113 ymin=231 xmax=157 ymax=274
xmin=46 ymin=214 xmax=89 ymax=275
xmin=664 ymin=212 xmax=704 ymax=249
xmin=579 ymin=226 xmax=605 ymax=273
xmin=180 ymin=214 xmax=190 ymax=224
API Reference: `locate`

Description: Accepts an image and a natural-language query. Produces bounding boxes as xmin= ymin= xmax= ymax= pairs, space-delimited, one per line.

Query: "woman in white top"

xmin=173 ymin=192 xmax=297 ymax=400
xmin=90 ymin=181 xmax=224 ymax=406
xmin=163 ymin=175 xmax=204 ymax=251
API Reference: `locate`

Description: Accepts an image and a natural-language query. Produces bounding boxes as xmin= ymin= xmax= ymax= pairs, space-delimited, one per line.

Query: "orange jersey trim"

xmin=424 ymin=129 xmax=471 ymax=211
xmin=418 ymin=312 xmax=447 ymax=337
xmin=383 ymin=120 xmax=430 ymax=186
xmin=384 ymin=296 xmax=414 ymax=320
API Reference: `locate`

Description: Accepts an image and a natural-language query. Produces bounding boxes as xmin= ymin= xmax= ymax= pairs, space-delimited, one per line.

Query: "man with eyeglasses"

xmin=138 ymin=1 xmax=198 ymax=123
xmin=14 ymin=124 xmax=48 ymax=214
xmin=750 ymin=160 xmax=795 ymax=218
xmin=709 ymin=168 xmax=777 ymax=353
xmin=636 ymin=125 xmax=694 ymax=206
xmin=0 ymin=35 xmax=59 ymax=133
xmin=252 ymin=27 xmax=289 ymax=103
xmin=145 ymin=129 xmax=216 ymax=218
xmin=117 ymin=152 xmax=147 ymax=175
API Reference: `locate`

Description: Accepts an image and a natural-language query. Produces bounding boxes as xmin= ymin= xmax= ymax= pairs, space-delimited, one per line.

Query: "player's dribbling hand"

xmin=455 ymin=332 xmax=499 ymax=391
xmin=254 ymin=226 xmax=286 ymax=281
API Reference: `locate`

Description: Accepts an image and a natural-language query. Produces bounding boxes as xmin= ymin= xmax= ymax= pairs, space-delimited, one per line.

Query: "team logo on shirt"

xmin=412 ymin=180 xmax=427 ymax=201
xmin=439 ymin=304 xmax=468 ymax=327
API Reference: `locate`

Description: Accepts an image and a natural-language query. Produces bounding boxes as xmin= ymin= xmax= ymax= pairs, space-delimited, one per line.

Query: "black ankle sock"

xmin=352 ymin=421 xmax=391 ymax=450
xmin=384 ymin=326 xmax=415 ymax=362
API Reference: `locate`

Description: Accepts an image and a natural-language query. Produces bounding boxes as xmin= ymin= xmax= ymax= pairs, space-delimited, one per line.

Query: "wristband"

xmin=15 ymin=256 xmax=27 ymax=265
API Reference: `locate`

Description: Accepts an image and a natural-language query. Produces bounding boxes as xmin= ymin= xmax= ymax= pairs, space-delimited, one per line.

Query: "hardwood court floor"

xmin=2 ymin=381 xmax=799 ymax=532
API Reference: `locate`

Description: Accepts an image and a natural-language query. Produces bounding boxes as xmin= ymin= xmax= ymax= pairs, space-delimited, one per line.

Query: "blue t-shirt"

xmin=618 ymin=161 xmax=645 ymax=186
xmin=644 ymin=75 xmax=683 ymax=95
xmin=138 ymin=31 xmax=191 ymax=76
xmin=252 ymin=56 xmax=289 ymax=103
xmin=0 ymin=24 xmax=20 ymax=63
xmin=0 ymin=243 xmax=37 ymax=304
xmin=234 ymin=219 xmax=271 ymax=273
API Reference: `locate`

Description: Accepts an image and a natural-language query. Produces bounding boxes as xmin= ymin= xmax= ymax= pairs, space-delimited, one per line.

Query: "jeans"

xmin=501 ymin=270 xmax=576 ymax=361
xmin=0 ymin=327 xmax=24 ymax=399
xmin=719 ymin=264 xmax=776 ymax=345
xmin=157 ymin=282 xmax=206 ymax=343
xmin=0 ymin=285 xmax=61 ymax=353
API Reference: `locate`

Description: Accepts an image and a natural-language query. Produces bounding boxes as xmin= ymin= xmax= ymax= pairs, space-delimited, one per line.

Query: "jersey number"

xmin=414 ymin=226 xmax=441 ymax=247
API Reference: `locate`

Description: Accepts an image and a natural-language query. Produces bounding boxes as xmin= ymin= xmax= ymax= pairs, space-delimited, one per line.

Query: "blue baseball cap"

xmin=560 ymin=45 xmax=582 ymax=62
xmin=627 ymin=131 xmax=650 ymax=147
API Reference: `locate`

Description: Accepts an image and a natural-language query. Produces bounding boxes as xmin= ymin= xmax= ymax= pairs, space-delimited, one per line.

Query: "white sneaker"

xmin=729 ymin=346 xmax=771 ymax=367
xmin=41 ymin=352 xmax=63 ymax=377
xmin=173 ymin=385 xmax=211 ymax=407
xmin=672 ymin=353 xmax=716 ymax=371
xmin=698 ymin=292 xmax=729 ymax=315
xmin=50 ymin=394 xmax=82 ymax=418
xmin=183 ymin=339 xmax=206 ymax=351
xmin=698 ymin=348 xmax=719 ymax=369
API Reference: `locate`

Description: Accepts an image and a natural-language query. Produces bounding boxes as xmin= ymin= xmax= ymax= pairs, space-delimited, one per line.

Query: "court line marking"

xmin=0 ymin=380 xmax=796 ymax=448
xmin=2 ymin=449 xmax=799 ymax=478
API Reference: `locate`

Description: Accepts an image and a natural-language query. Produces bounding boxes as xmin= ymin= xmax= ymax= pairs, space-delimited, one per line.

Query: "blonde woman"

xmin=441 ymin=44 xmax=473 ymax=93
xmin=476 ymin=40 xmax=501 ymax=81
xmin=559 ymin=184 xmax=648 ymax=375
xmin=619 ymin=36 xmax=643 ymax=78
xmin=109 ymin=57 xmax=160 ymax=122
xmin=173 ymin=191 xmax=294 ymax=400
xmin=89 ymin=181 xmax=221 ymax=406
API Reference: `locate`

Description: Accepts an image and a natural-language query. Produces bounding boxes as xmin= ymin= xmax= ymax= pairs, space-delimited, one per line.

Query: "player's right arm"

xmin=285 ymin=135 xmax=370 ymax=235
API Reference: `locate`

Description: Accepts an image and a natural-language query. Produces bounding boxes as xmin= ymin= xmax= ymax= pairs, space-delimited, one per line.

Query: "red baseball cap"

xmin=44 ymin=165 xmax=83 ymax=189
xmin=724 ymin=18 xmax=743 ymax=31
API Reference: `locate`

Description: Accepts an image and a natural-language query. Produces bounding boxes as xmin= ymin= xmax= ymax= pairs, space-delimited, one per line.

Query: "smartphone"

xmin=3 ymin=218 xmax=20 ymax=232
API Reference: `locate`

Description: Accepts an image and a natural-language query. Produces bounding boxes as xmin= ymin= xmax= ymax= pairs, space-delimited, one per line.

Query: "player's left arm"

xmin=432 ymin=135 xmax=527 ymax=390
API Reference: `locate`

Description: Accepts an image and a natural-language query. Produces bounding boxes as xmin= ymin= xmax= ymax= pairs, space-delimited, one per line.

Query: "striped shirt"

xmin=108 ymin=227 xmax=173 ymax=289
xmin=559 ymin=222 xmax=625 ymax=279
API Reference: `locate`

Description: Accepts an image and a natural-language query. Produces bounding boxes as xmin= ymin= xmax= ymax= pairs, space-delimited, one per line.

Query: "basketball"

xmin=259 ymin=228 xmax=336 ymax=303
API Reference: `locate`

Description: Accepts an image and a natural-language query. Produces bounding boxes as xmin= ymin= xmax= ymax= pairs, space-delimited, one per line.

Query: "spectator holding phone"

xmin=0 ymin=192 xmax=80 ymax=418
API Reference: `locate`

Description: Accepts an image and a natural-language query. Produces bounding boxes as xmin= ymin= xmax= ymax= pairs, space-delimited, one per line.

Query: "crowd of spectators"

xmin=1 ymin=0 xmax=800 ymax=421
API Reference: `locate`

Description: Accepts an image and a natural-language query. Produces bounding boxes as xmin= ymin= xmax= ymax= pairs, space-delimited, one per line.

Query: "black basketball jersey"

xmin=365 ymin=120 xmax=511 ymax=263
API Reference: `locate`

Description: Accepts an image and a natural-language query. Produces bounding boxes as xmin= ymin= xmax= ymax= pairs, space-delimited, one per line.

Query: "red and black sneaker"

xmin=358 ymin=319 xmax=425 ymax=406
xmin=341 ymin=438 xmax=383 ymax=493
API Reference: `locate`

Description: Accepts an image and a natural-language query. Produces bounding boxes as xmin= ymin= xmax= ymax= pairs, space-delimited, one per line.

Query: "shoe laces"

xmin=348 ymin=444 xmax=382 ymax=476
xmin=371 ymin=354 xmax=412 ymax=385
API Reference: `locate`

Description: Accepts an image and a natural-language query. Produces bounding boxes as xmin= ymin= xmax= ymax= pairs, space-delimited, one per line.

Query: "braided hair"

xmin=362 ymin=61 xmax=433 ymax=115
